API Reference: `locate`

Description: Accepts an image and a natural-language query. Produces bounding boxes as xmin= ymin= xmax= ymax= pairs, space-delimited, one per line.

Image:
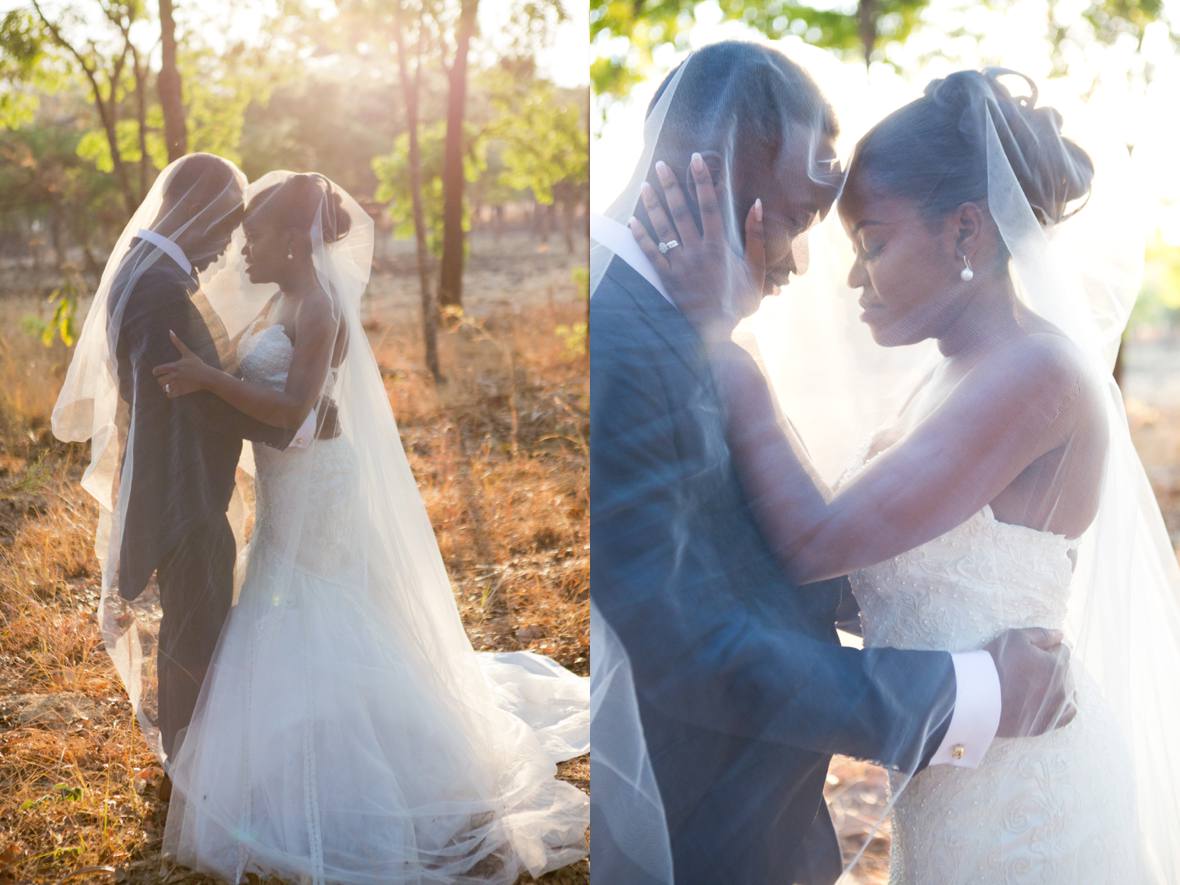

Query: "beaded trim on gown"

xmin=163 ymin=324 xmax=589 ymax=884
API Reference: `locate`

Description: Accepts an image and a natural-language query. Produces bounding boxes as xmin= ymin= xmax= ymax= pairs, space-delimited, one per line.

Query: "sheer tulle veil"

xmin=55 ymin=162 xmax=589 ymax=881
xmin=758 ymin=67 xmax=1180 ymax=878
xmin=51 ymin=154 xmax=252 ymax=753
xmin=593 ymin=41 xmax=1180 ymax=880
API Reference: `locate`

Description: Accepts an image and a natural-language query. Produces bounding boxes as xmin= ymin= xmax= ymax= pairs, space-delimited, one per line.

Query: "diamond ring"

xmin=165 ymin=383 xmax=172 ymax=396
xmin=657 ymin=239 xmax=680 ymax=254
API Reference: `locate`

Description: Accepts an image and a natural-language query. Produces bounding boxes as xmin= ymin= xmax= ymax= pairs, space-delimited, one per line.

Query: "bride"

xmin=632 ymin=68 xmax=1180 ymax=881
xmin=68 ymin=167 xmax=588 ymax=884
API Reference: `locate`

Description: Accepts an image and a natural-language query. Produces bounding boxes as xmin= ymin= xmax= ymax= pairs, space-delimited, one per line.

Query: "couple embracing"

xmin=591 ymin=41 xmax=1180 ymax=883
xmin=53 ymin=154 xmax=589 ymax=883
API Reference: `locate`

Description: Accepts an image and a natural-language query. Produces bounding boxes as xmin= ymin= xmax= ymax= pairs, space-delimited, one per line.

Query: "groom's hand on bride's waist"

xmin=985 ymin=628 xmax=1077 ymax=738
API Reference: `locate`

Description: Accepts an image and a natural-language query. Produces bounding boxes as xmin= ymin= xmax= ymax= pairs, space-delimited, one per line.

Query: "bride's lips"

xmin=858 ymin=295 xmax=886 ymax=321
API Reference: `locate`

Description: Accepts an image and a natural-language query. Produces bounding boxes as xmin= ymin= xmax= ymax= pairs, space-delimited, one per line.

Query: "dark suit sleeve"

xmin=123 ymin=284 xmax=294 ymax=450
xmin=590 ymin=300 xmax=955 ymax=773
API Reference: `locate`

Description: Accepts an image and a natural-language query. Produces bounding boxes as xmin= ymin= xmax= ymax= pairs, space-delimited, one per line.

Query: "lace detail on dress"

xmin=238 ymin=324 xmax=359 ymax=586
xmin=839 ymin=435 xmax=1140 ymax=884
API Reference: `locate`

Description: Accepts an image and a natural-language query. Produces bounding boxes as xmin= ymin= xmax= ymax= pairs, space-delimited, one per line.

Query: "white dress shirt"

xmin=136 ymin=229 xmax=317 ymax=449
xmin=590 ymin=213 xmax=1001 ymax=768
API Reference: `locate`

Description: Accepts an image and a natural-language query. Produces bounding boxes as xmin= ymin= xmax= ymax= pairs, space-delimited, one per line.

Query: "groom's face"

xmin=750 ymin=127 xmax=841 ymax=303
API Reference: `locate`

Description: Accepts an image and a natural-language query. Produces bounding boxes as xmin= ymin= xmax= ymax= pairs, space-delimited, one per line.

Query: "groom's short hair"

xmin=160 ymin=152 xmax=241 ymax=212
xmin=642 ymin=42 xmax=837 ymax=223
xmin=646 ymin=43 xmax=840 ymax=232
xmin=151 ymin=153 xmax=244 ymax=267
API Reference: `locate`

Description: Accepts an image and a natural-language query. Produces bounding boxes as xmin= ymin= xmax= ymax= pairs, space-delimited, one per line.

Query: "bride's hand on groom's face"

xmin=152 ymin=331 xmax=215 ymax=398
xmin=630 ymin=154 xmax=765 ymax=340
xmin=985 ymin=628 xmax=1078 ymax=739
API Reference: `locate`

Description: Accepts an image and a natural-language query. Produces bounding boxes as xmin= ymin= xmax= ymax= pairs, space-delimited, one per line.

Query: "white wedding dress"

xmin=163 ymin=323 xmax=589 ymax=884
xmin=843 ymin=441 xmax=1143 ymax=884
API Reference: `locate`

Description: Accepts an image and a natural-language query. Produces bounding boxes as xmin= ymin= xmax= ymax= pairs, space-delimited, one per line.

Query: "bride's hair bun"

xmin=850 ymin=68 xmax=1093 ymax=228
xmin=289 ymin=173 xmax=352 ymax=243
xmin=249 ymin=173 xmax=352 ymax=244
xmin=933 ymin=69 xmax=1093 ymax=225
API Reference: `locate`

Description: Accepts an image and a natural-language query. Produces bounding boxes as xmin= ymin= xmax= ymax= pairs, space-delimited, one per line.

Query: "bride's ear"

xmin=953 ymin=201 xmax=985 ymax=259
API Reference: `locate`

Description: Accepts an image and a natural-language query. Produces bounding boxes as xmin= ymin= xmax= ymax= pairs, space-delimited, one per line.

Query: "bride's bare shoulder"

xmin=991 ymin=330 xmax=1108 ymax=434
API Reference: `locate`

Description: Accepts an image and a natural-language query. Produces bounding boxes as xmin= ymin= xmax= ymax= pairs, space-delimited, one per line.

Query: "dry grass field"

xmin=2 ymin=227 xmax=1177 ymax=884
xmin=0 ymin=232 xmax=589 ymax=884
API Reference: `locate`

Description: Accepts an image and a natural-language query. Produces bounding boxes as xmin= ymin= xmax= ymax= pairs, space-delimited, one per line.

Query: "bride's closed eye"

xmin=858 ymin=237 xmax=884 ymax=261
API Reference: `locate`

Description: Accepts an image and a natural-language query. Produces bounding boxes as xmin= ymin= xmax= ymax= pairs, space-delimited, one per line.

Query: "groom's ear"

xmin=695 ymin=151 xmax=726 ymax=193
xmin=683 ymin=151 xmax=728 ymax=218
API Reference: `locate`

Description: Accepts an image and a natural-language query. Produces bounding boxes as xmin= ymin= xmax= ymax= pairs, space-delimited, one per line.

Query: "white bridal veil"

xmin=55 ymin=161 xmax=589 ymax=882
xmin=592 ymin=41 xmax=1180 ymax=882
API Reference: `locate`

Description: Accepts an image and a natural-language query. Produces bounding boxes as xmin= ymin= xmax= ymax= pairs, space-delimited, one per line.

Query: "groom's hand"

xmin=986 ymin=627 xmax=1077 ymax=738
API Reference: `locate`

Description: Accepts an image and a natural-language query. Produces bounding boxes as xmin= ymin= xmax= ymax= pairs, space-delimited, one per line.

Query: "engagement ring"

xmin=658 ymin=239 xmax=680 ymax=254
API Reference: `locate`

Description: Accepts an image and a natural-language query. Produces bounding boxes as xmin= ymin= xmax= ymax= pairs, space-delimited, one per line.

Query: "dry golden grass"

xmin=0 ymin=243 xmax=589 ymax=884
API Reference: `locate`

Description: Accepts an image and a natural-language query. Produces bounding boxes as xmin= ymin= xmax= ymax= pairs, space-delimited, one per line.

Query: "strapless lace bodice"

xmin=850 ymin=505 xmax=1076 ymax=653
xmin=838 ymin=440 xmax=1139 ymax=883
xmin=839 ymin=440 xmax=1077 ymax=652
xmin=238 ymin=323 xmax=295 ymax=392
xmin=236 ymin=323 xmax=359 ymax=584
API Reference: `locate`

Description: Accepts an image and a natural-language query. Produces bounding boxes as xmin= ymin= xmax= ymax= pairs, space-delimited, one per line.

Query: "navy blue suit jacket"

xmin=590 ymin=257 xmax=957 ymax=884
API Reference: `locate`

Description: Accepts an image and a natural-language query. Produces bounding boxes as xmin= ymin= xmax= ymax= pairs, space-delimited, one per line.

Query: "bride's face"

xmin=837 ymin=179 xmax=969 ymax=348
xmin=241 ymin=215 xmax=290 ymax=285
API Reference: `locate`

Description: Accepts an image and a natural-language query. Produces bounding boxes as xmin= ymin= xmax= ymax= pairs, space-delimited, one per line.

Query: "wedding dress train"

xmin=163 ymin=323 xmax=589 ymax=884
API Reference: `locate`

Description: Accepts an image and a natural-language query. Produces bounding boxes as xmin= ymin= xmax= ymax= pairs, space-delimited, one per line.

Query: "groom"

xmin=590 ymin=43 xmax=1074 ymax=884
xmin=111 ymin=153 xmax=316 ymax=764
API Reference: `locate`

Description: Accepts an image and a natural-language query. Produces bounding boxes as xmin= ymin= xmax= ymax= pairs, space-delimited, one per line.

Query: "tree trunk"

xmin=857 ymin=0 xmax=877 ymax=68
xmin=94 ymin=87 xmax=138 ymax=215
xmin=555 ymin=181 xmax=576 ymax=253
xmin=393 ymin=3 xmax=440 ymax=381
xmin=158 ymin=0 xmax=188 ymax=161
xmin=131 ymin=47 xmax=150 ymax=199
xmin=437 ymin=0 xmax=478 ymax=309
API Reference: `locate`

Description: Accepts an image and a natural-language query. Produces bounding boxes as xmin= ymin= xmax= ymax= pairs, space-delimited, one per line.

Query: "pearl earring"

xmin=287 ymin=249 xmax=294 ymax=261
xmin=959 ymin=255 xmax=974 ymax=282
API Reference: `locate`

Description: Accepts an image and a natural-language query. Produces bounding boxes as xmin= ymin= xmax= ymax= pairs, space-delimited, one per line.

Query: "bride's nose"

xmin=847 ymin=256 xmax=867 ymax=289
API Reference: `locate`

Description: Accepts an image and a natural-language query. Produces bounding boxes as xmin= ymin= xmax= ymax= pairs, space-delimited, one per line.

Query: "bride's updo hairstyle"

xmin=847 ymin=69 xmax=1094 ymax=232
xmin=245 ymin=172 xmax=352 ymax=254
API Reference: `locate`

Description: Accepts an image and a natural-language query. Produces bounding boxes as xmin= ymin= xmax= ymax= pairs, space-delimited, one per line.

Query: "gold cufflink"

xmin=951 ymin=744 xmax=966 ymax=760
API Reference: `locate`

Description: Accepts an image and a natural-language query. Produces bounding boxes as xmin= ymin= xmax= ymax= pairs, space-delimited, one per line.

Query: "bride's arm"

xmin=631 ymin=161 xmax=1090 ymax=585
xmin=153 ymin=295 xmax=336 ymax=430
xmin=702 ymin=333 xmax=1083 ymax=584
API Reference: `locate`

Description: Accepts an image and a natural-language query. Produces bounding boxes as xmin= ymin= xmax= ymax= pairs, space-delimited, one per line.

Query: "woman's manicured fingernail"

xmin=691 ymin=152 xmax=705 ymax=173
xmin=754 ymin=198 xmax=763 ymax=222
xmin=641 ymin=182 xmax=655 ymax=200
xmin=655 ymin=161 xmax=673 ymax=182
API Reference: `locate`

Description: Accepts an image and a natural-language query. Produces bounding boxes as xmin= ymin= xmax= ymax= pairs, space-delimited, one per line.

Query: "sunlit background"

xmin=0 ymin=2 xmax=590 ymax=881
xmin=591 ymin=0 xmax=1180 ymax=488
xmin=592 ymin=2 xmax=1180 ymax=879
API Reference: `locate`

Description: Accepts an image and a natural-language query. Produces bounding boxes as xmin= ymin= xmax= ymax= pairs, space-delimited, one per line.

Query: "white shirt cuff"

xmin=289 ymin=409 xmax=317 ymax=450
xmin=928 ymin=650 xmax=1001 ymax=768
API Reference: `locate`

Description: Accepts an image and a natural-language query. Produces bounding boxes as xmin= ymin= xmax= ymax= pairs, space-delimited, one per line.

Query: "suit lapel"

xmin=601 ymin=256 xmax=713 ymax=389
